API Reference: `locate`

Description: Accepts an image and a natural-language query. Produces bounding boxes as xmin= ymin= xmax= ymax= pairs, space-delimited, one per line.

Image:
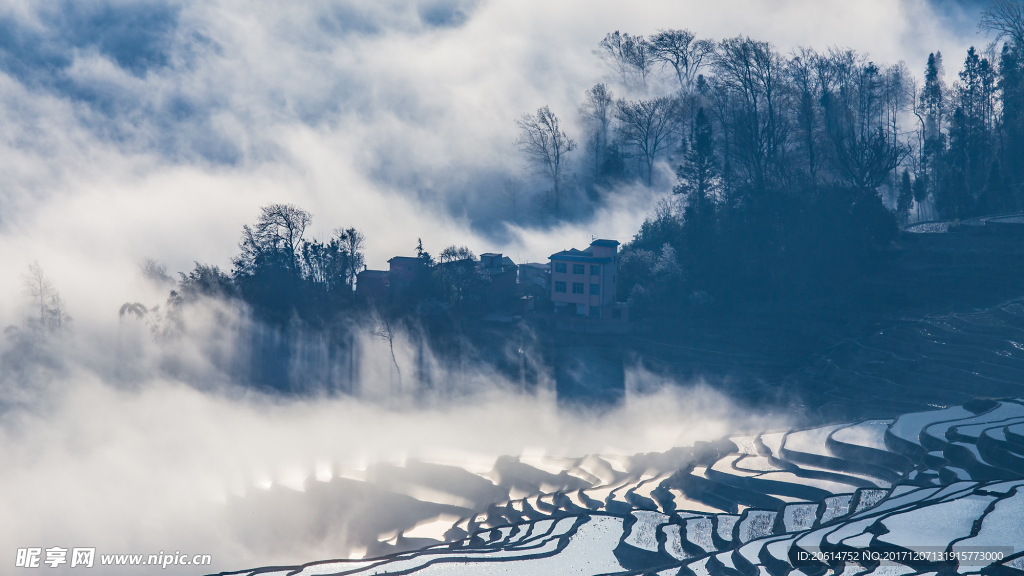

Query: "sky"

xmin=0 ymin=0 xmax=1000 ymax=572
xmin=0 ymin=0 xmax=995 ymax=327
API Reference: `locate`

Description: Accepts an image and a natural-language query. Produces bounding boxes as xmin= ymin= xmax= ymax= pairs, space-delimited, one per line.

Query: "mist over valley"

xmin=2 ymin=0 xmax=1024 ymax=574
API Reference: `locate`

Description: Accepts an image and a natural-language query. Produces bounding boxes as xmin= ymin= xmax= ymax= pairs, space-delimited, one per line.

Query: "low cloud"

xmin=0 ymin=0 xmax=987 ymax=573
xmin=0 ymin=1 xmax=988 ymax=310
xmin=0 ymin=311 xmax=776 ymax=573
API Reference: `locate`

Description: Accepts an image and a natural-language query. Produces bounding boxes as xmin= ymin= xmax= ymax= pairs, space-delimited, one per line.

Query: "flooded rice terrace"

xmin=225 ymin=397 xmax=1024 ymax=576
xmin=219 ymin=295 xmax=1024 ymax=576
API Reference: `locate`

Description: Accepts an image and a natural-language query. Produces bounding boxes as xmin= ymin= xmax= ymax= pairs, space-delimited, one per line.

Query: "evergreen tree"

xmin=921 ymin=52 xmax=946 ymax=202
xmin=980 ymin=161 xmax=1009 ymax=213
xmin=897 ymin=170 xmax=914 ymax=225
xmin=940 ymin=47 xmax=996 ymax=218
xmin=673 ymin=108 xmax=719 ymax=202
xmin=673 ymin=108 xmax=720 ymax=283
xmin=1000 ymin=43 xmax=1024 ymax=207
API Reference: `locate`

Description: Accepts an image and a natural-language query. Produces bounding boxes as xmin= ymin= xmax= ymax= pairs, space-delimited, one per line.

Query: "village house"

xmin=519 ymin=262 xmax=550 ymax=291
xmin=356 ymin=256 xmax=428 ymax=301
xmin=357 ymin=241 xmax=629 ymax=321
xmin=357 ymin=252 xmax=517 ymax=306
xmin=549 ymin=239 xmax=629 ymax=321
xmin=479 ymin=253 xmax=519 ymax=297
xmin=355 ymin=266 xmax=387 ymax=301
xmin=387 ymin=256 xmax=425 ymax=289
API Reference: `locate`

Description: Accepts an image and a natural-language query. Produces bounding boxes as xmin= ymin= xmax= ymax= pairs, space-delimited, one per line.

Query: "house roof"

xmin=388 ymin=256 xmax=422 ymax=264
xmin=357 ymin=269 xmax=387 ymax=277
xmin=549 ymin=247 xmax=613 ymax=263
xmin=549 ymin=239 xmax=618 ymax=263
xmin=480 ymin=254 xmax=517 ymax=270
xmin=520 ymin=262 xmax=550 ymax=270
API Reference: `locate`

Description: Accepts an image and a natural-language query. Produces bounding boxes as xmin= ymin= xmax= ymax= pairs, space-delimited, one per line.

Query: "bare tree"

xmin=371 ymin=311 xmax=401 ymax=390
xmin=235 ymin=203 xmax=312 ymax=273
xmin=336 ymin=227 xmax=365 ymax=289
xmin=595 ymin=32 xmax=632 ymax=87
xmin=908 ymin=76 xmax=927 ymax=179
xmin=580 ymin=84 xmax=615 ymax=181
xmin=883 ymin=61 xmax=913 ymax=187
xmin=616 ymin=96 xmax=685 ymax=185
xmin=439 ymin=245 xmax=475 ymax=264
xmin=713 ymin=36 xmax=789 ymax=188
xmin=594 ymin=31 xmax=654 ymax=91
xmin=980 ymin=0 xmax=1024 ymax=47
xmin=788 ymin=48 xmax=826 ymax=186
xmin=516 ymin=106 xmax=577 ymax=217
xmin=649 ymin=29 xmax=716 ymax=92
xmin=818 ymin=50 xmax=911 ymax=189
xmin=23 ymin=261 xmax=54 ymax=329
xmin=21 ymin=262 xmax=72 ymax=335
xmin=47 ymin=293 xmax=71 ymax=333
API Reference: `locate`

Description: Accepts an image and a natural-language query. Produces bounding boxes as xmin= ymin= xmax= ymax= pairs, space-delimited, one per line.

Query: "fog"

xmin=0 ymin=311 xmax=775 ymax=573
xmin=0 ymin=0 xmax=986 ymax=315
xmin=0 ymin=0 xmax=992 ymax=573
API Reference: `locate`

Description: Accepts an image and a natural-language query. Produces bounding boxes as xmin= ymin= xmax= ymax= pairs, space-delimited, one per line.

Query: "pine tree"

xmin=673 ymin=108 xmax=719 ymax=203
xmin=1000 ymin=43 xmax=1024 ymax=205
xmin=897 ymin=170 xmax=914 ymax=225
xmin=673 ymin=108 xmax=720 ymax=280
xmin=942 ymin=47 xmax=996 ymax=218
xmin=921 ymin=52 xmax=946 ymax=202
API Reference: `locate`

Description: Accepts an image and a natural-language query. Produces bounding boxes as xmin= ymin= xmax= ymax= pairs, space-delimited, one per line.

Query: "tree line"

xmin=126 ymin=204 xmax=514 ymax=390
xmin=136 ymin=203 xmax=502 ymax=341
xmin=515 ymin=2 xmax=1024 ymax=314
xmin=147 ymin=204 xmax=367 ymax=330
xmin=518 ymin=5 xmax=1024 ymax=222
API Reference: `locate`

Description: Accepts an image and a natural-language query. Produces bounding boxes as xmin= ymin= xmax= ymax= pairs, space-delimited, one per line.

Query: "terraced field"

xmin=780 ymin=298 xmax=1024 ymax=420
xmin=218 ymin=400 xmax=1024 ymax=576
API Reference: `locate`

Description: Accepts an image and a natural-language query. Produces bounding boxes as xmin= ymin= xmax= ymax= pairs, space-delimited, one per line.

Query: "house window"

xmin=590 ymin=283 xmax=600 ymax=295
xmin=590 ymin=265 xmax=600 ymax=275
xmin=555 ymin=281 xmax=566 ymax=293
xmin=573 ymin=264 xmax=585 ymax=274
xmin=590 ymin=307 xmax=600 ymax=319
xmin=555 ymin=263 xmax=567 ymax=274
xmin=572 ymin=282 xmax=584 ymax=294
